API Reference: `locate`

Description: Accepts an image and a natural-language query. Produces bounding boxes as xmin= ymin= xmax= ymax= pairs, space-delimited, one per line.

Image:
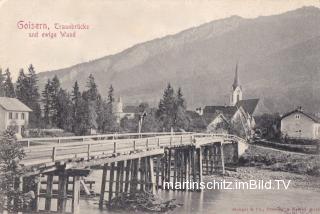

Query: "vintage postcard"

xmin=0 ymin=0 xmax=319 ymax=213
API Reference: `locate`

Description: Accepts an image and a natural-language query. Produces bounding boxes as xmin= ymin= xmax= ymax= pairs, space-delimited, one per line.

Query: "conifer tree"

xmin=16 ymin=65 xmax=41 ymax=127
xmin=0 ymin=68 xmax=5 ymax=97
xmin=157 ymin=83 xmax=176 ymax=131
xmin=3 ymin=68 xmax=15 ymax=98
xmin=42 ymin=79 xmax=52 ymax=126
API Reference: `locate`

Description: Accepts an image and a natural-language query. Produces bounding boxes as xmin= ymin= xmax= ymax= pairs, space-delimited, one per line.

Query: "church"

xmin=196 ymin=65 xmax=259 ymax=139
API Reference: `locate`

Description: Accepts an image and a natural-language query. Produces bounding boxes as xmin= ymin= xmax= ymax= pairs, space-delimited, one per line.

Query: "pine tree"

xmin=157 ymin=83 xmax=176 ymax=131
xmin=15 ymin=69 xmax=27 ymax=102
xmin=82 ymin=75 xmax=99 ymax=132
xmin=22 ymin=65 xmax=41 ymax=127
xmin=41 ymin=79 xmax=53 ymax=126
xmin=0 ymin=68 xmax=5 ymax=97
xmin=108 ymin=85 xmax=115 ymax=105
xmin=71 ymin=81 xmax=82 ymax=132
xmin=0 ymin=129 xmax=33 ymax=212
xmin=3 ymin=68 xmax=15 ymax=98
xmin=174 ymin=87 xmax=189 ymax=131
xmin=56 ymin=89 xmax=73 ymax=131
xmin=50 ymin=75 xmax=61 ymax=126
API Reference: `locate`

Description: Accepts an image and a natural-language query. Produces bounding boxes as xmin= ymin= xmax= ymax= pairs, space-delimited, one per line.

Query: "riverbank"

xmin=205 ymin=166 xmax=320 ymax=192
xmin=238 ymin=144 xmax=320 ymax=176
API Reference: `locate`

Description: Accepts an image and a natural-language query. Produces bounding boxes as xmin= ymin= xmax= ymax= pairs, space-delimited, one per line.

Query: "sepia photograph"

xmin=0 ymin=0 xmax=320 ymax=213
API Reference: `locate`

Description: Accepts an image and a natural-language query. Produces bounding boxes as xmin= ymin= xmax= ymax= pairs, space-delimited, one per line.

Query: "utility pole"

xmin=138 ymin=112 xmax=147 ymax=137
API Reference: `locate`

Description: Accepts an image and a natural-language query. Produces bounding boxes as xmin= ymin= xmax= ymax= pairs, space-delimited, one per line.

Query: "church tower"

xmin=230 ymin=64 xmax=242 ymax=106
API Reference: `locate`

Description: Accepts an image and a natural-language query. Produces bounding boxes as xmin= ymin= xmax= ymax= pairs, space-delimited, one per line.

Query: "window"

xmin=15 ymin=113 xmax=19 ymax=119
xmin=295 ymin=114 xmax=300 ymax=119
xmin=22 ymin=113 xmax=25 ymax=120
xmin=9 ymin=112 xmax=12 ymax=119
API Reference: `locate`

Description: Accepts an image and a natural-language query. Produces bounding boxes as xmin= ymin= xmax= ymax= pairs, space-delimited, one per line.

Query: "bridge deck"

xmin=19 ymin=133 xmax=243 ymax=173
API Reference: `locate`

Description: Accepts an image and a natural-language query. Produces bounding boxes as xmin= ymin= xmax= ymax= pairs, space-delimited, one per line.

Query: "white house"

xmin=281 ymin=108 xmax=320 ymax=139
xmin=0 ymin=97 xmax=32 ymax=135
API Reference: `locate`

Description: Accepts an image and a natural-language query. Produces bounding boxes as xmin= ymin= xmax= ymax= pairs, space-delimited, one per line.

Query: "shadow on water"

xmin=78 ymin=170 xmax=320 ymax=214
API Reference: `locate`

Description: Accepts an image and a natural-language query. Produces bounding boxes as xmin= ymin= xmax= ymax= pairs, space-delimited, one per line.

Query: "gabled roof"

xmin=281 ymin=109 xmax=320 ymax=123
xmin=203 ymin=106 xmax=238 ymax=123
xmin=0 ymin=97 xmax=32 ymax=112
xmin=236 ymin=99 xmax=259 ymax=115
xmin=203 ymin=106 xmax=237 ymax=115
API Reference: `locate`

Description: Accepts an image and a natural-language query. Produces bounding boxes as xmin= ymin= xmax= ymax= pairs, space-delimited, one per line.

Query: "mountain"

xmin=37 ymin=6 xmax=320 ymax=114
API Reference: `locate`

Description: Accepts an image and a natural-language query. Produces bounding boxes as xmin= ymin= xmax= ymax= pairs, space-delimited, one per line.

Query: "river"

xmin=76 ymin=170 xmax=320 ymax=214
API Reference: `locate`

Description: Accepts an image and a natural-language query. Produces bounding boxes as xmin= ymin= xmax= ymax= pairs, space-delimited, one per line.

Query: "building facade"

xmin=0 ymin=97 xmax=32 ymax=135
xmin=198 ymin=65 xmax=259 ymax=138
xmin=281 ymin=108 xmax=320 ymax=139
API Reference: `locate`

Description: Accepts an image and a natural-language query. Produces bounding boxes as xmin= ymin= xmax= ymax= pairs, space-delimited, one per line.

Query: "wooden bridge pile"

xmin=13 ymin=133 xmax=242 ymax=213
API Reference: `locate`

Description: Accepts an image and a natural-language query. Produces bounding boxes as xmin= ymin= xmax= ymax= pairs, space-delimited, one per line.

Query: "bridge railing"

xmin=22 ymin=134 xmax=195 ymax=164
xmin=18 ymin=132 xmax=194 ymax=147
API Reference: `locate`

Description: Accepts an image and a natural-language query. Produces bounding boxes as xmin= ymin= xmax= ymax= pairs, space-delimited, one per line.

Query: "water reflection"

xmin=78 ymin=170 xmax=320 ymax=214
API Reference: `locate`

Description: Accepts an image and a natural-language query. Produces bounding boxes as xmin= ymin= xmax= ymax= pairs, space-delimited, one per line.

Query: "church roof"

xmin=0 ymin=97 xmax=32 ymax=112
xmin=236 ymin=99 xmax=259 ymax=115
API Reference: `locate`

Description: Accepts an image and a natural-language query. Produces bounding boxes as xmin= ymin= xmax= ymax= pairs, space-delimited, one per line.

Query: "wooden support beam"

xmin=45 ymin=174 xmax=53 ymax=211
xmin=130 ymin=159 xmax=138 ymax=192
xmin=167 ymin=149 xmax=171 ymax=183
xmin=192 ymin=149 xmax=197 ymax=183
xmin=173 ymin=150 xmax=177 ymax=190
xmin=30 ymin=175 xmax=41 ymax=212
xmin=99 ymin=163 xmax=108 ymax=209
xmin=155 ymin=156 xmax=161 ymax=190
xmin=220 ymin=142 xmax=225 ymax=175
xmin=161 ymin=152 xmax=166 ymax=188
xmin=57 ymin=175 xmax=68 ymax=213
xmin=124 ymin=160 xmax=131 ymax=192
xmin=72 ymin=176 xmax=80 ymax=214
xmin=148 ymin=157 xmax=156 ymax=194
xmin=119 ymin=161 xmax=125 ymax=193
xmin=108 ymin=162 xmax=115 ymax=206
xmin=140 ymin=158 xmax=145 ymax=191
xmin=115 ymin=162 xmax=121 ymax=197
xmin=197 ymin=148 xmax=203 ymax=191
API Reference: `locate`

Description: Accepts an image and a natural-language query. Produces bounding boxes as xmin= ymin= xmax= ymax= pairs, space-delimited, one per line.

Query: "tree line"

xmin=0 ymin=64 xmax=201 ymax=136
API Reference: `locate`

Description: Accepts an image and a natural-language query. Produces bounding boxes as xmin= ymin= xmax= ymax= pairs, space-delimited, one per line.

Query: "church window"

xmin=295 ymin=114 xmax=300 ymax=119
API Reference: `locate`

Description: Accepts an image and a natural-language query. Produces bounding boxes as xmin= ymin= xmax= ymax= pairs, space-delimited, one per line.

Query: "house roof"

xmin=123 ymin=105 xmax=139 ymax=113
xmin=236 ymin=99 xmax=259 ymax=115
xmin=203 ymin=106 xmax=238 ymax=123
xmin=0 ymin=97 xmax=32 ymax=112
xmin=281 ymin=109 xmax=320 ymax=123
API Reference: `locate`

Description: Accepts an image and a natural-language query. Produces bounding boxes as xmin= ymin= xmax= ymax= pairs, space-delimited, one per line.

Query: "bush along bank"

xmin=239 ymin=145 xmax=320 ymax=176
xmin=254 ymin=139 xmax=319 ymax=154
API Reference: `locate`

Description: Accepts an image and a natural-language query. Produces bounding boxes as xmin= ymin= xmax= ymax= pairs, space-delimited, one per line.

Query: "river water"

xmin=75 ymin=170 xmax=320 ymax=214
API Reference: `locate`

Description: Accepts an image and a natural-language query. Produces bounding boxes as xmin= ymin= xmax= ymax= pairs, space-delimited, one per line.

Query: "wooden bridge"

xmin=16 ymin=132 xmax=247 ymax=213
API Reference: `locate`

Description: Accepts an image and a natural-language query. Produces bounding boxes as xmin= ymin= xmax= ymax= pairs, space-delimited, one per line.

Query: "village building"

xmin=197 ymin=65 xmax=259 ymax=138
xmin=0 ymin=97 xmax=32 ymax=135
xmin=113 ymin=97 xmax=138 ymax=123
xmin=280 ymin=108 xmax=320 ymax=139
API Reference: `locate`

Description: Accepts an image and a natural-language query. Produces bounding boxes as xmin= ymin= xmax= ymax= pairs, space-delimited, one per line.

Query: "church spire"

xmin=230 ymin=63 xmax=242 ymax=106
xmin=232 ymin=63 xmax=239 ymax=90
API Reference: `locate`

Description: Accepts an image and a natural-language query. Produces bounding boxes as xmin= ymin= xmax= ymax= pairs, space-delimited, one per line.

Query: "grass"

xmin=239 ymin=145 xmax=320 ymax=176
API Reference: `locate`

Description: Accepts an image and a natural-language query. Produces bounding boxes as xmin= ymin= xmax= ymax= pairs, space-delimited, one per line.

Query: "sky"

xmin=0 ymin=0 xmax=319 ymax=79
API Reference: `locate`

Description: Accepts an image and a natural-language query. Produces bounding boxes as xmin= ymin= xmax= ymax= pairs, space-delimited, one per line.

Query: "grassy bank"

xmin=238 ymin=145 xmax=320 ymax=176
